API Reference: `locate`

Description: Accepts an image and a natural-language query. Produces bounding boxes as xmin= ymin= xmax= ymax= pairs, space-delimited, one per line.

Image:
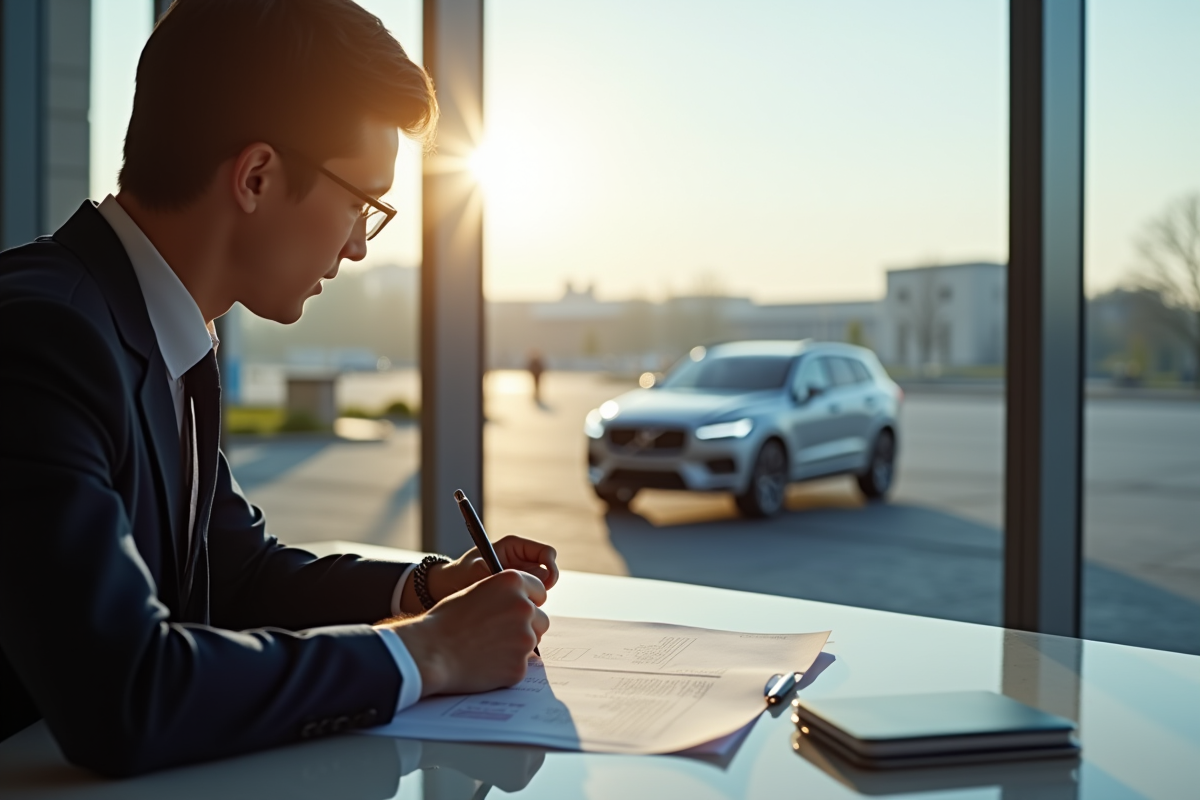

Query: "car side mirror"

xmin=794 ymin=384 xmax=822 ymax=404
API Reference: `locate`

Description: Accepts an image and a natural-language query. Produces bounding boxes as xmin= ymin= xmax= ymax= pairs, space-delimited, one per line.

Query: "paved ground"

xmin=228 ymin=371 xmax=1200 ymax=655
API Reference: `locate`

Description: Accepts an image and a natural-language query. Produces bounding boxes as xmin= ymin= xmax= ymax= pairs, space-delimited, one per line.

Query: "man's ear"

xmin=230 ymin=143 xmax=280 ymax=214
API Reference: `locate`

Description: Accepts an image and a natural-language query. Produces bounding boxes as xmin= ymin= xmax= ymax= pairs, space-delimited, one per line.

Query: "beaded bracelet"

xmin=413 ymin=554 xmax=451 ymax=610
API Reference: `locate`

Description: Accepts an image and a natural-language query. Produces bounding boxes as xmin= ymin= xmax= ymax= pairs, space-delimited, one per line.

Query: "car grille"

xmin=607 ymin=427 xmax=686 ymax=452
xmin=607 ymin=469 xmax=687 ymax=490
xmin=705 ymin=458 xmax=737 ymax=474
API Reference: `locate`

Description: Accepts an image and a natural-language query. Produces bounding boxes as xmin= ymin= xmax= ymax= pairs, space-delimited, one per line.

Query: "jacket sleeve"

xmin=0 ymin=298 xmax=402 ymax=776
xmin=205 ymin=458 xmax=413 ymax=631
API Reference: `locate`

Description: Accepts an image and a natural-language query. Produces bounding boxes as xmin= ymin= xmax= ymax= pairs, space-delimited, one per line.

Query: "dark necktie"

xmin=181 ymin=348 xmax=221 ymax=579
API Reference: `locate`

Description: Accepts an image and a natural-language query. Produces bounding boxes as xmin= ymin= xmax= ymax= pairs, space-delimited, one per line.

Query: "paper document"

xmin=367 ymin=616 xmax=830 ymax=755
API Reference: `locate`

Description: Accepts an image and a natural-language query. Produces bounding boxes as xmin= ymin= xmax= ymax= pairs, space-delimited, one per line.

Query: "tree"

xmin=1131 ymin=193 xmax=1200 ymax=387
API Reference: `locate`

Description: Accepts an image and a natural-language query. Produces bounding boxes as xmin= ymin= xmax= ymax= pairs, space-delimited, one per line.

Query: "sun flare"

xmin=467 ymin=143 xmax=495 ymax=190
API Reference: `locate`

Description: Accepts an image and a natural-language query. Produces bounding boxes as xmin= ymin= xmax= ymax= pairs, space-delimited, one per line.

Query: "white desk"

xmin=2 ymin=541 xmax=1197 ymax=799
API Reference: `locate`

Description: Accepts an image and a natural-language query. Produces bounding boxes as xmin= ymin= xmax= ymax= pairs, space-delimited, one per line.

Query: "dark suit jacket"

xmin=0 ymin=202 xmax=412 ymax=776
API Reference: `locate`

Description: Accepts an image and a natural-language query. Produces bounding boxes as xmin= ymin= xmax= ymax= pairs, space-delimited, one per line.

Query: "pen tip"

xmin=453 ymin=489 xmax=465 ymax=502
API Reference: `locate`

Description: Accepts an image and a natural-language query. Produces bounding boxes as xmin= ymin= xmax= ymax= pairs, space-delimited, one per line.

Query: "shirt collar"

xmin=97 ymin=195 xmax=214 ymax=380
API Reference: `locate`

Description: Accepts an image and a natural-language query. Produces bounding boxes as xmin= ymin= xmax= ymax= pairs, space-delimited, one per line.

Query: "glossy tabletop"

xmin=2 ymin=541 xmax=1197 ymax=799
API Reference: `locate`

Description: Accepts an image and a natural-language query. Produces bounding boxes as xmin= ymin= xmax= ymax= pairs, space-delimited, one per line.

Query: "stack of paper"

xmin=367 ymin=617 xmax=830 ymax=755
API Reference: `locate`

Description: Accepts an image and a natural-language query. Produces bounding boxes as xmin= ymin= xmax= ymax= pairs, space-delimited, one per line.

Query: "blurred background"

xmin=85 ymin=0 xmax=1197 ymax=652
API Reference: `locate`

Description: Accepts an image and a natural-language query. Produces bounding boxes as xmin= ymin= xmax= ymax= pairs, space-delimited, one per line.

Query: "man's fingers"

xmin=514 ymin=570 xmax=548 ymax=606
xmin=494 ymin=536 xmax=559 ymax=589
xmin=541 ymin=552 xmax=560 ymax=589
xmin=532 ymin=607 xmax=550 ymax=641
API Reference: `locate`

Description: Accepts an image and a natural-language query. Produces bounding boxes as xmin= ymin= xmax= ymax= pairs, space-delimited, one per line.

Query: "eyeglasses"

xmin=273 ymin=145 xmax=397 ymax=241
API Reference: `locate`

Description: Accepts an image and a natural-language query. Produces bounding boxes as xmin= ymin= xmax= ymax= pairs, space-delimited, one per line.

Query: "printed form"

xmin=367 ymin=617 xmax=830 ymax=754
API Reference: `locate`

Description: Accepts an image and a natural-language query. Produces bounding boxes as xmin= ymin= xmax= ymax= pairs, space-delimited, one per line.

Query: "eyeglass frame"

xmin=272 ymin=144 xmax=397 ymax=241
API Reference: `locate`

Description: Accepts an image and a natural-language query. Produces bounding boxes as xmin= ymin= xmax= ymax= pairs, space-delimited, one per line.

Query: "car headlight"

xmin=584 ymin=408 xmax=605 ymax=439
xmin=695 ymin=418 xmax=754 ymax=440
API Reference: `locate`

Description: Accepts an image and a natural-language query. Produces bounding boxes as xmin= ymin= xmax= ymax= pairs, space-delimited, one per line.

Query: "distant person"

xmin=0 ymin=0 xmax=557 ymax=776
xmin=528 ymin=350 xmax=547 ymax=403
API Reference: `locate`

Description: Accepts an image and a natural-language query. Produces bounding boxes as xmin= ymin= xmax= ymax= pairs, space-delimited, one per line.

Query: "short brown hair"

xmin=119 ymin=0 xmax=437 ymax=208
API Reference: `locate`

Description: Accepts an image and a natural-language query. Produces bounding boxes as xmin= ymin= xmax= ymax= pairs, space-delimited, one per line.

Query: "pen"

xmin=765 ymin=672 xmax=800 ymax=705
xmin=454 ymin=489 xmax=540 ymax=657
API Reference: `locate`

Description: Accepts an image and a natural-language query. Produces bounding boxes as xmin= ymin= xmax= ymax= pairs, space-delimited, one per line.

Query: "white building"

xmin=881 ymin=262 xmax=1006 ymax=369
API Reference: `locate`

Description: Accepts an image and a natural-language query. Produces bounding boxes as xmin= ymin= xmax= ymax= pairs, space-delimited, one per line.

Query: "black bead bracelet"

xmin=413 ymin=554 xmax=451 ymax=610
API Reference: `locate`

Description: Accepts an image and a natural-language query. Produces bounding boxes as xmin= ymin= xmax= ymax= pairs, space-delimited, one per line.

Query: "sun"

xmin=467 ymin=142 xmax=496 ymax=191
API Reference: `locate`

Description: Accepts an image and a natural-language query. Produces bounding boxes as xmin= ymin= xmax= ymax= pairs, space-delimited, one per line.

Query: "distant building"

xmin=487 ymin=283 xmax=881 ymax=370
xmin=239 ymin=262 xmax=1016 ymax=375
xmin=881 ymin=262 xmax=1006 ymax=369
xmin=728 ymin=300 xmax=878 ymax=347
xmin=488 ymin=266 xmax=1008 ymax=371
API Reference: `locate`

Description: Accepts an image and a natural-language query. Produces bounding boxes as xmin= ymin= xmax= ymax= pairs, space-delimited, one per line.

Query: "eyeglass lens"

xmin=365 ymin=207 xmax=388 ymax=240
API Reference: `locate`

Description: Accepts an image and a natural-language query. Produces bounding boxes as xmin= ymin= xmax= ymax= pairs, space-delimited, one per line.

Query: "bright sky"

xmin=91 ymin=0 xmax=1199 ymax=304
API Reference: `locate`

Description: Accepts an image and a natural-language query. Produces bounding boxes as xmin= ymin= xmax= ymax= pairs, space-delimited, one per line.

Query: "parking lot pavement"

xmin=228 ymin=370 xmax=1200 ymax=655
xmin=227 ymin=426 xmax=420 ymax=551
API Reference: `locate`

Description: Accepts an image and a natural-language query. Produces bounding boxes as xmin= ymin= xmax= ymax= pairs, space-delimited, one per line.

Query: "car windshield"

xmin=661 ymin=354 xmax=794 ymax=391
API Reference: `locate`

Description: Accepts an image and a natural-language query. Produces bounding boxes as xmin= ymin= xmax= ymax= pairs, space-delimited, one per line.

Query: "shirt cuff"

xmin=376 ymin=628 xmax=423 ymax=713
xmin=390 ymin=564 xmax=418 ymax=617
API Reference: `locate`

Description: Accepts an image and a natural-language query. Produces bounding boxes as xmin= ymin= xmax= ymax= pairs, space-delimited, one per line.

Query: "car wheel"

xmin=736 ymin=440 xmax=787 ymax=518
xmin=856 ymin=429 xmax=896 ymax=500
xmin=595 ymin=485 xmax=638 ymax=510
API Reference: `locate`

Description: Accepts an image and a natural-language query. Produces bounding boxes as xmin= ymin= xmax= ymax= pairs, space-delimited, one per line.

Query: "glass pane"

xmin=484 ymin=0 xmax=1008 ymax=625
xmin=662 ymin=353 xmax=795 ymax=392
xmin=1083 ymin=0 xmax=1200 ymax=654
xmin=226 ymin=0 xmax=425 ymax=551
xmin=92 ymin=1 xmax=426 ymax=551
xmin=90 ymin=0 xmax=151 ymax=202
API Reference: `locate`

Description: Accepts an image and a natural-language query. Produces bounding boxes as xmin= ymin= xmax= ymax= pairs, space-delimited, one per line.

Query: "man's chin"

xmin=244 ymin=299 xmax=306 ymax=325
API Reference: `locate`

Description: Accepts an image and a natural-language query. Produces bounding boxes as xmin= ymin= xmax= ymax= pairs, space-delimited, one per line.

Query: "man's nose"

xmin=340 ymin=217 xmax=369 ymax=263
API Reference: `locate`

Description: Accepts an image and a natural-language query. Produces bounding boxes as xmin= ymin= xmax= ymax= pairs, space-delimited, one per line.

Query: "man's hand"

xmin=399 ymin=536 xmax=559 ymax=613
xmin=380 ymin=570 xmax=549 ymax=696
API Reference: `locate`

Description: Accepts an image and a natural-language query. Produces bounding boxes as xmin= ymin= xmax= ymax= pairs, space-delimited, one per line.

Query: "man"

xmin=0 ymin=0 xmax=556 ymax=776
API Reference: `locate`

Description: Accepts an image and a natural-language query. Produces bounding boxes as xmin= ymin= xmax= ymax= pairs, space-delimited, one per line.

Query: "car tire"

xmin=595 ymin=485 xmax=638 ymax=510
xmin=735 ymin=439 xmax=787 ymax=518
xmin=856 ymin=429 xmax=896 ymax=500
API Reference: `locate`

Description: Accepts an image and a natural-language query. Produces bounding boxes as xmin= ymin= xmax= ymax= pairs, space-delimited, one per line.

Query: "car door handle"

xmin=864 ymin=396 xmax=876 ymax=406
xmin=828 ymin=403 xmax=840 ymax=414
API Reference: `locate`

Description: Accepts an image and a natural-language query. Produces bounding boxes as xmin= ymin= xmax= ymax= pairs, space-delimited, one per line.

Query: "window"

xmin=937 ymin=323 xmax=952 ymax=365
xmin=848 ymin=358 xmax=873 ymax=384
xmin=793 ymin=356 xmax=833 ymax=396
xmin=483 ymin=0 xmax=1007 ymax=629
xmin=1082 ymin=0 xmax=1200 ymax=654
xmin=661 ymin=354 xmax=794 ymax=392
xmin=823 ymin=357 xmax=857 ymax=387
xmin=223 ymin=0 xmax=424 ymax=549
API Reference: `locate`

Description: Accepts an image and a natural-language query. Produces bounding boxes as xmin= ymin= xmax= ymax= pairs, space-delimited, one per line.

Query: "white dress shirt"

xmin=97 ymin=195 xmax=422 ymax=714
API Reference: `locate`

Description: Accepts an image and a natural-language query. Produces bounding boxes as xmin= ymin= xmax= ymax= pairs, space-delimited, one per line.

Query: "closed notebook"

xmin=791 ymin=691 xmax=1079 ymax=762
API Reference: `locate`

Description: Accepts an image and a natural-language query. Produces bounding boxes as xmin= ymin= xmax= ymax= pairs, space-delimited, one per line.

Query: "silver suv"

xmin=585 ymin=340 xmax=902 ymax=517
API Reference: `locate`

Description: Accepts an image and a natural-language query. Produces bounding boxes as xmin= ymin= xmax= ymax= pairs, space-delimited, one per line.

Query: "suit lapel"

xmin=139 ymin=349 xmax=187 ymax=595
xmin=54 ymin=202 xmax=188 ymax=596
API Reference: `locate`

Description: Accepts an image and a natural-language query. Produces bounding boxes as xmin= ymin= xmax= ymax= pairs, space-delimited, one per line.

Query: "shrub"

xmin=279 ymin=410 xmax=325 ymax=432
xmin=383 ymin=400 xmax=418 ymax=419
